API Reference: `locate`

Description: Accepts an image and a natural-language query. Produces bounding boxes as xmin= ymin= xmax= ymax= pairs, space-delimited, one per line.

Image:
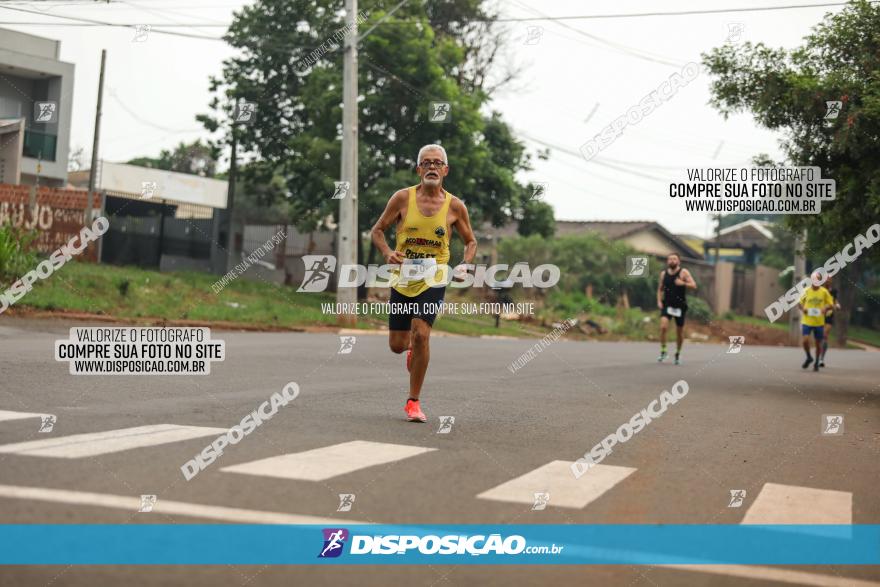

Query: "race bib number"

xmin=807 ymin=307 xmax=822 ymax=317
xmin=399 ymin=258 xmax=437 ymax=285
xmin=666 ymin=307 xmax=682 ymax=317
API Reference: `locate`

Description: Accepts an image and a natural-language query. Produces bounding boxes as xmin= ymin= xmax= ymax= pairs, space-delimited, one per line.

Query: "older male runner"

xmin=370 ymin=144 xmax=477 ymax=422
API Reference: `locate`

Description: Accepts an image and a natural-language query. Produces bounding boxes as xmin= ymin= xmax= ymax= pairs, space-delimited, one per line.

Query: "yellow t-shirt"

xmin=799 ymin=286 xmax=833 ymax=327
xmin=392 ymin=186 xmax=452 ymax=297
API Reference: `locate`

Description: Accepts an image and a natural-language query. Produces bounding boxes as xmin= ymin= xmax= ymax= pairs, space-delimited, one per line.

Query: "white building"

xmin=0 ymin=28 xmax=75 ymax=187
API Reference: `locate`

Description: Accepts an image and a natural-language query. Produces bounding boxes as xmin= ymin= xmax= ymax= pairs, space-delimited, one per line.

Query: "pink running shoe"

xmin=404 ymin=398 xmax=426 ymax=423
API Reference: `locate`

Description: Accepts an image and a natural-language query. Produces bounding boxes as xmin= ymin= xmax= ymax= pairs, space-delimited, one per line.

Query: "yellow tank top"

xmin=392 ymin=186 xmax=452 ymax=297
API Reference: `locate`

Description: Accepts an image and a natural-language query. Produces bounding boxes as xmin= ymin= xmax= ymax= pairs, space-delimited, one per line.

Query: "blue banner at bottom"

xmin=0 ymin=525 xmax=878 ymax=565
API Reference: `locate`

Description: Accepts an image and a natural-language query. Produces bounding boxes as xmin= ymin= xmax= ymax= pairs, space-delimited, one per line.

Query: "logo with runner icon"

xmin=38 ymin=415 xmax=56 ymax=433
xmin=626 ymin=256 xmax=649 ymax=278
xmin=337 ymin=494 xmax=355 ymax=512
xmin=727 ymin=489 xmax=746 ymax=508
xmin=821 ymin=414 xmax=844 ymax=435
xmin=318 ymin=528 xmax=349 ymax=558
xmin=727 ymin=336 xmax=745 ymax=354
xmin=298 ymin=255 xmax=337 ymax=292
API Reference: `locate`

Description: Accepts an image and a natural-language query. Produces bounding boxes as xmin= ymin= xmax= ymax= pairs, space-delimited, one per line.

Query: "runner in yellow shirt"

xmin=798 ymin=272 xmax=834 ymax=372
xmin=370 ymin=144 xmax=477 ymax=423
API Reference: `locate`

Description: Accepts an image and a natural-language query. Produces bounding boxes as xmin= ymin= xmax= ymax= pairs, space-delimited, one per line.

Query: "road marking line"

xmin=663 ymin=564 xmax=880 ymax=587
xmin=0 ymin=484 xmax=368 ymax=525
xmin=0 ymin=410 xmax=48 ymax=423
xmin=476 ymin=460 xmax=636 ymax=509
xmin=220 ymin=440 xmax=436 ymax=481
xmin=742 ymin=482 xmax=852 ymax=524
xmin=0 ymin=424 xmax=227 ymax=458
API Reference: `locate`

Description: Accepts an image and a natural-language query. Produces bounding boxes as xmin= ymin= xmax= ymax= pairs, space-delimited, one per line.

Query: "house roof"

xmin=478 ymin=219 xmax=702 ymax=259
xmin=554 ymin=220 xmax=655 ymax=239
xmin=709 ymin=219 xmax=775 ymax=248
xmin=719 ymin=219 xmax=774 ymax=239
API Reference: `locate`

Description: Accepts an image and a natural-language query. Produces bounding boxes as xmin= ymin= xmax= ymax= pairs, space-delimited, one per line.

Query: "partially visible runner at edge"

xmin=820 ymin=277 xmax=840 ymax=367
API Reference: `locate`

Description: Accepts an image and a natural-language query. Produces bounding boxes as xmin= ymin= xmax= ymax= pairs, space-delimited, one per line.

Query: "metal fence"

xmin=101 ymin=194 xmax=216 ymax=271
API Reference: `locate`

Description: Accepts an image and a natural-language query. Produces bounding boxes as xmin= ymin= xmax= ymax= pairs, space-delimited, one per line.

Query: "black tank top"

xmin=662 ymin=268 xmax=687 ymax=308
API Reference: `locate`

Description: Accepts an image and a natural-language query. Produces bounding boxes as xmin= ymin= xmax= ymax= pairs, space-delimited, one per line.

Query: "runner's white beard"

xmin=423 ymin=177 xmax=441 ymax=187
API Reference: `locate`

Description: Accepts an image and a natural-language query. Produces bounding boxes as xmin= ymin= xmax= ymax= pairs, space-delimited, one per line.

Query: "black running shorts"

xmin=660 ymin=305 xmax=687 ymax=327
xmin=389 ymin=286 xmax=446 ymax=331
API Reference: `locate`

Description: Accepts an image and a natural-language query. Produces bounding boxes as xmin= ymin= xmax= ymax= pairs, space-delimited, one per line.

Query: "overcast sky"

xmin=0 ymin=0 xmax=848 ymax=237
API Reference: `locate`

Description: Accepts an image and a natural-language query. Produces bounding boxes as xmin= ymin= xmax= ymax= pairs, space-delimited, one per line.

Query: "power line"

xmin=492 ymin=2 xmax=872 ymax=22
xmin=0 ymin=4 xmax=225 ymax=38
xmin=107 ymin=87 xmax=203 ymax=133
xmin=1 ymin=1 xmax=869 ymax=32
xmin=117 ymin=0 xmax=223 ymax=38
xmin=507 ymin=0 xmax=686 ymax=67
xmin=0 ymin=21 xmax=226 ymax=25
xmin=517 ymin=131 xmax=673 ymax=182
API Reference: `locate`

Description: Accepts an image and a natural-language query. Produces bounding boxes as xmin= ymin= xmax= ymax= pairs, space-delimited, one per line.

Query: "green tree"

xmin=199 ymin=0 xmax=537 ymax=248
xmin=518 ymin=200 xmax=555 ymax=238
xmin=703 ymin=0 xmax=880 ymax=344
xmin=127 ymin=140 xmax=219 ymax=177
xmin=497 ymin=233 xmax=655 ymax=308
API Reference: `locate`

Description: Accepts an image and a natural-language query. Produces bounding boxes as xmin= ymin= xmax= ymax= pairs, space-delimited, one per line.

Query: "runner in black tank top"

xmin=656 ymin=253 xmax=698 ymax=365
xmin=661 ymin=269 xmax=688 ymax=311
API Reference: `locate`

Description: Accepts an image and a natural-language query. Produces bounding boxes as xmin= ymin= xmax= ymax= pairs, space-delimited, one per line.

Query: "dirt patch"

xmin=690 ymin=319 xmax=791 ymax=347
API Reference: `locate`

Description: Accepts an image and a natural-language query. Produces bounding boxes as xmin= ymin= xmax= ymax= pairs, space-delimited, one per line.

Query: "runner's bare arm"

xmin=657 ymin=271 xmax=665 ymax=309
xmin=371 ymin=191 xmax=407 ymax=264
xmin=676 ymin=268 xmax=698 ymax=290
xmin=451 ymin=198 xmax=477 ymax=264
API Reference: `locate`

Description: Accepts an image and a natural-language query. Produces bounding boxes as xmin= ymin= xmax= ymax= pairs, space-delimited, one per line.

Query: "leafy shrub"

xmin=546 ymin=289 xmax=616 ymax=318
xmin=687 ymin=296 xmax=714 ymax=324
xmin=0 ymin=222 xmax=38 ymax=283
xmin=496 ymin=233 xmax=655 ymax=308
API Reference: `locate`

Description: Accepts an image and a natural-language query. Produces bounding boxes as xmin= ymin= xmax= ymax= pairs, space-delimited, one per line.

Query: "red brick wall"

xmin=0 ymin=184 xmax=103 ymax=262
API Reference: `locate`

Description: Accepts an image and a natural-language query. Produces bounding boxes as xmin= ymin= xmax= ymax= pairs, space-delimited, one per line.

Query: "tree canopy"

xmin=127 ymin=140 xmax=219 ymax=178
xmin=703 ymin=0 xmax=879 ymax=257
xmin=199 ymin=0 xmax=547 ymax=240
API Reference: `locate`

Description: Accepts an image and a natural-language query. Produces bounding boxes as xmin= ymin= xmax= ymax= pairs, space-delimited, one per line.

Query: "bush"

xmin=546 ymin=289 xmax=615 ymax=318
xmin=0 ymin=222 xmax=38 ymax=283
xmin=687 ymin=296 xmax=714 ymax=324
xmin=496 ymin=233 xmax=655 ymax=308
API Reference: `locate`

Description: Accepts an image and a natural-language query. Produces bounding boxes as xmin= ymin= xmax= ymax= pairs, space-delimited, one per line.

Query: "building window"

xmin=23 ymin=129 xmax=57 ymax=162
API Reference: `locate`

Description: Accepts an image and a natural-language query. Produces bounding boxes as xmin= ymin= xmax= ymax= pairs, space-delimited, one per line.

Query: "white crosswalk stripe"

xmin=742 ymin=482 xmax=852 ymax=525
xmin=220 ymin=440 xmax=436 ymax=481
xmin=476 ymin=460 xmax=637 ymax=509
xmin=0 ymin=409 xmax=49 ymax=423
xmin=0 ymin=484 xmax=370 ymax=525
xmin=0 ymin=424 xmax=227 ymax=458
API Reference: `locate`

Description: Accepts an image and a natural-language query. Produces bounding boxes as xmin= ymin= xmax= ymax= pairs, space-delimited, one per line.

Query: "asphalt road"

xmin=0 ymin=316 xmax=878 ymax=586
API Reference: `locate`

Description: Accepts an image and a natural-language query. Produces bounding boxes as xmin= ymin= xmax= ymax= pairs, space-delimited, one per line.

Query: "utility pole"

xmin=337 ymin=0 xmax=359 ymax=327
xmin=713 ymin=214 xmax=721 ymax=265
xmin=87 ymin=49 xmax=106 ymax=226
xmin=226 ymin=132 xmax=238 ymax=269
xmin=789 ymin=228 xmax=807 ymax=345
